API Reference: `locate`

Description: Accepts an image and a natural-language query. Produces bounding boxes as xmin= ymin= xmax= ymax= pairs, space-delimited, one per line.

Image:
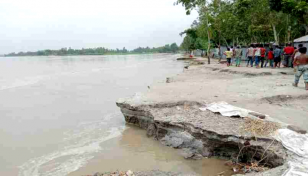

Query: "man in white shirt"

xmin=253 ymin=44 xmax=261 ymax=68
xmin=246 ymin=44 xmax=255 ymax=67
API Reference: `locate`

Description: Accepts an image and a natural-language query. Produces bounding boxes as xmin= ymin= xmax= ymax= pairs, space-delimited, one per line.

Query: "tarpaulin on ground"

xmin=275 ymin=129 xmax=308 ymax=176
xmin=200 ymin=101 xmax=250 ymax=117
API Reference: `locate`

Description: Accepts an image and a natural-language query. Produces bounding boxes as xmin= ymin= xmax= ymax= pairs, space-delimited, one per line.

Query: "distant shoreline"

xmin=3 ymin=43 xmax=180 ymax=57
xmin=2 ymin=52 xmax=180 ymax=57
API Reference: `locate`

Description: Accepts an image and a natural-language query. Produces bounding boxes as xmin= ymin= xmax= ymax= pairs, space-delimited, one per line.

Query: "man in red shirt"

xmin=267 ymin=48 xmax=274 ymax=68
xmin=260 ymin=45 xmax=266 ymax=68
xmin=283 ymin=43 xmax=295 ymax=67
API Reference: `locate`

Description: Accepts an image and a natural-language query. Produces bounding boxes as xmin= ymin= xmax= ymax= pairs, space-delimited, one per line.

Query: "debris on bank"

xmin=241 ymin=118 xmax=281 ymax=137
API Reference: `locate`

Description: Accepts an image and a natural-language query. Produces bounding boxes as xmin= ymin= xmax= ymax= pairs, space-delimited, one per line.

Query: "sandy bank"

xmin=139 ymin=61 xmax=308 ymax=131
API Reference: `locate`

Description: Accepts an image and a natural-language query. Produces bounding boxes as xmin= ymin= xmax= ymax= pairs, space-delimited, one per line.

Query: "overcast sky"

xmin=0 ymin=0 xmax=198 ymax=54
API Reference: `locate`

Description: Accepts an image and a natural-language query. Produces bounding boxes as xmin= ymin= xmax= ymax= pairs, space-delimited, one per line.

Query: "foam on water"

xmin=18 ymin=113 xmax=125 ymax=176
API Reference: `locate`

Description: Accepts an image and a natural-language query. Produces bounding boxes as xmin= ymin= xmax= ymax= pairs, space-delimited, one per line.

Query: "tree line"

xmin=5 ymin=43 xmax=179 ymax=57
xmin=177 ymin=0 xmax=308 ymax=53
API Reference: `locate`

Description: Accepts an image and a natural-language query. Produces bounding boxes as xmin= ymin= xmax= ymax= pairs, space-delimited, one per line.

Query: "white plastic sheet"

xmin=276 ymin=129 xmax=308 ymax=157
xmin=200 ymin=101 xmax=250 ymax=117
xmin=275 ymin=129 xmax=308 ymax=176
xmin=283 ymin=161 xmax=308 ymax=176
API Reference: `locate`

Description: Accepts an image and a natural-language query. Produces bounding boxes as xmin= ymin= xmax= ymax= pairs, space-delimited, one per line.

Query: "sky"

xmin=0 ymin=0 xmax=198 ymax=54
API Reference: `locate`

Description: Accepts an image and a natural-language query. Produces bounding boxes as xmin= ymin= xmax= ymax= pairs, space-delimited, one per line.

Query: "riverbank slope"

xmin=116 ymin=59 xmax=308 ymax=175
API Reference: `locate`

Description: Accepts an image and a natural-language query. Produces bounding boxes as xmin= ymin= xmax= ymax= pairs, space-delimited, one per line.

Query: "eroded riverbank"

xmin=116 ymin=59 xmax=308 ymax=175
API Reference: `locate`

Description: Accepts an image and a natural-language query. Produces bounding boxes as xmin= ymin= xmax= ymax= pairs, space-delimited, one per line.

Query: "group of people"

xmin=223 ymin=44 xmax=300 ymax=68
xmin=223 ymin=43 xmax=308 ymax=90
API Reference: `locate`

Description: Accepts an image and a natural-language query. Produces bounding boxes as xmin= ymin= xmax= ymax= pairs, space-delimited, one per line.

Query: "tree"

xmin=177 ymin=0 xmax=306 ymax=49
xmin=176 ymin=0 xmax=204 ymax=14
xmin=170 ymin=43 xmax=179 ymax=53
xmin=178 ymin=0 xmax=213 ymax=63
xmin=269 ymin=0 xmax=308 ymax=35
xmin=5 ymin=43 xmax=180 ymax=57
xmin=122 ymin=47 xmax=128 ymax=53
xmin=180 ymin=35 xmax=196 ymax=53
xmin=201 ymin=4 xmax=212 ymax=64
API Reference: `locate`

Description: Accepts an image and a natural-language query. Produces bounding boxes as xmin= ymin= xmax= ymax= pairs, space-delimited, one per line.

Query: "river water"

xmin=0 ymin=54 xmax=232 ymax=176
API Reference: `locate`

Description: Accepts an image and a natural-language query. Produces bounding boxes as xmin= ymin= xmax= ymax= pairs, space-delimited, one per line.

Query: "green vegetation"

xmin=177 ymin=0 xmax=308 ymax=52
xmin=131 ymin=43 xmax=180 ymax=54
xmin=5 ymin=43 xmax=179 ymax=57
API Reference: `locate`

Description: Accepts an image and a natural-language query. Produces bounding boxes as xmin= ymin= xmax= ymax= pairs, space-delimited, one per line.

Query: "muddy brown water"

xmin=0 ymin=54 xmax=232 ymax=176
xmin=68 ymin=125 xmax=233 ymax=176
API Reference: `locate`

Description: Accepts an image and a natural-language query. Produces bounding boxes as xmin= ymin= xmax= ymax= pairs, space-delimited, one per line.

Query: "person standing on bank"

xmin=267 ymin=48 xmax=274 ymax=68
xmin=224 ymin=48 xmax=233 ymax=67
xmin=230 ymin=46 xmax=235 ymax=66
xmin=292 ymin=44 xmax=304 ymax=60
xmin=264 ymin=44 xmax=270 ymax=67
xmin=254 ymin=44 xmax=261 ymax=68
xmin=293 ymin=47 xmax=308 ymax=90
xmin=274 ymin=46 xmax=283 ymax=68
xmin=283 ymin=43 xmax=295 ymax=67
xmin=260 ymin=44 xmax=266 ymax=68
xmin=235 ymin=46 xmax=243 ymax=67
xmin=246 ymin=44 xmax=254 ymax=67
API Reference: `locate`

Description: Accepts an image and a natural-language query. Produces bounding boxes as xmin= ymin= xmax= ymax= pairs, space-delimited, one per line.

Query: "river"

xmin=0 ymin=54 xmax=232 ymax=176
